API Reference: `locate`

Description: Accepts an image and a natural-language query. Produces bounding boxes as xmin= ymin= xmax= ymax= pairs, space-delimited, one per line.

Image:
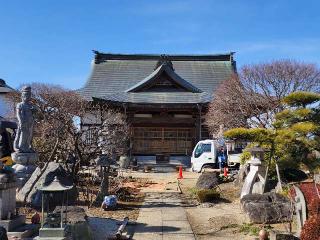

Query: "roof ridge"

xmin=93 ymin=51 xmax=235 ymax=64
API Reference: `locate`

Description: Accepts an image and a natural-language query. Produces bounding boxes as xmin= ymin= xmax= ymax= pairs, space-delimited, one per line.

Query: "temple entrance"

xmin=132 ymin=127 xmax=195 ymax=155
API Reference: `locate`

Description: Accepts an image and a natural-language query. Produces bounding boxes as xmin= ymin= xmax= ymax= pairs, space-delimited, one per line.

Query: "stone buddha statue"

xmin=13 ymin=86 xmax=36 ymax=153
xmin=11 ymin=86 xmax=38 ymax=185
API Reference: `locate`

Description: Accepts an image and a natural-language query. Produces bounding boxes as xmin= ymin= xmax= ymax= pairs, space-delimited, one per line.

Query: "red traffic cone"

xmin=223 ymin=167 xmax=228 ymax=177
xmin=177 ymin=166 xmax=183 ymax=179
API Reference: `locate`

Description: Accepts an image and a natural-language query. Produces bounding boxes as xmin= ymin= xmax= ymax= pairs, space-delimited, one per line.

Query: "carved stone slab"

xmin=293 ymin=185 xmax=307 ymax=236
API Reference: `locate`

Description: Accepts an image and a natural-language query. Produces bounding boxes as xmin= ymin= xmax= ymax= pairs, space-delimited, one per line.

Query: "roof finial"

xmin=155 ymin=55 xmax=174 ymax=70
xmin=0 ymin=79 xmax=5 ymax=87
xmin=93 ymin=50 xmax=103 ymax=64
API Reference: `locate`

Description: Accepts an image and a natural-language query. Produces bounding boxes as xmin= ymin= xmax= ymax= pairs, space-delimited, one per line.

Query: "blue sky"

xmin=0 ymin=0 xmax=319 ymax=90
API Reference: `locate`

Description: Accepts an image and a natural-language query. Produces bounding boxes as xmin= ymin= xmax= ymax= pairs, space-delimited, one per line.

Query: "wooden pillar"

xmin=41 ymin=193 xmax=44 ymax=227
xmin=196 ymin=104 xmax=202 ymax=142
xmin=60 ymin=192 xmax=64 ymax=228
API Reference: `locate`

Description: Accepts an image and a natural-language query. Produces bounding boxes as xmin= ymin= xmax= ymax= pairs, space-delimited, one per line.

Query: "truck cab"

xmin=191 ymin=139 xmax=244 ymax=172
xmin=191 ymin=139 xmax=219 ymax=173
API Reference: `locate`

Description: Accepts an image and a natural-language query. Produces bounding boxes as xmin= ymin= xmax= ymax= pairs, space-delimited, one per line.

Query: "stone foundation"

xmin=11 ymin=152 xmax=38 ymax=165
xmin=0 ymin=215 xmax=26 ymax=232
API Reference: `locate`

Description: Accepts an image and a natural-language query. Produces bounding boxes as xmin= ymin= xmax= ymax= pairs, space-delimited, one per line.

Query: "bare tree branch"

xmin=206 ymin=60 xmax=320 ymax=135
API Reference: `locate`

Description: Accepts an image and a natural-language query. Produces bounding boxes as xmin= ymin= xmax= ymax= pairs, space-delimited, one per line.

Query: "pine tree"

xmin=224 ymin=91 xmax=320 ymax=172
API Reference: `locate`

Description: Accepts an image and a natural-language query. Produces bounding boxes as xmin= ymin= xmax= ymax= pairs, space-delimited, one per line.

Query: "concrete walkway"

xmin=133 ymin=192 xmax=195 ymax=240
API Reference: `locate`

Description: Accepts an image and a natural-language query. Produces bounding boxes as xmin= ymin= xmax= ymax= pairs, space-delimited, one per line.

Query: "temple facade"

xmin=79 ymin=52 xmax=236 ymax=164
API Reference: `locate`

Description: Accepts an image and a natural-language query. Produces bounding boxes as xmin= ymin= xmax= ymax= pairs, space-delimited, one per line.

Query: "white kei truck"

xmin=191 ymin=139 xmax=242 ymax=173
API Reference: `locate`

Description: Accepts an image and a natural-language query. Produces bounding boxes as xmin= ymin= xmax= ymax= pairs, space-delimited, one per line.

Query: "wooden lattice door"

xmin=132 ymin=127 xmax=194 ymax=155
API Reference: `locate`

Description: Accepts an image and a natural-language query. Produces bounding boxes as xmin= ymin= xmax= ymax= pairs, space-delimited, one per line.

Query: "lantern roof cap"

xmin=247 ymin=146 xmax=268 ymax=153
xmin=40 ymin=176 xmax=73 ymax=192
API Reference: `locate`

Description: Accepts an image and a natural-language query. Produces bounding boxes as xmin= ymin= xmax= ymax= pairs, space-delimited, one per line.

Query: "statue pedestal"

xmin=11 ymin=152 xmax=38 ymax=188
xmin=12 ymin=164 xmax=37 ymax=188
xmin=11 ymin=152 xmax=38 ymax=165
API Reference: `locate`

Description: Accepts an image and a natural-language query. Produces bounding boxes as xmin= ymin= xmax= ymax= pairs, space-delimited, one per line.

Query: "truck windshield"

xmin=194 ymin=143 xmax=211 ymax=158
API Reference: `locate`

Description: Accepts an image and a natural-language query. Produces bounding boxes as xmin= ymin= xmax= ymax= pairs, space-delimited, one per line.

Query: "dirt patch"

xmin=80 ymin=177 xmax=147 ymax=221
xmin=209 ymin=215 xmax=240 ymax=231
xmin=218 ymin=182 xmax=240 ymax=202
xmin=18 ymin=176 xmax=147 ymax=225
xmin=186 ymin=201 xmax=252 ymax=239
xmin=86 ymin=200 xmax=142 ymax=221
xmin=139 ymin=181 xmax=166 ymax=192
xmin=178 ymin=171 xmax=295 ymax=239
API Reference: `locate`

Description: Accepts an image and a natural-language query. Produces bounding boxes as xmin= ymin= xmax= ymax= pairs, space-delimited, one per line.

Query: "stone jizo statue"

xmin=13 ymin=86 xmax=36 ymax=153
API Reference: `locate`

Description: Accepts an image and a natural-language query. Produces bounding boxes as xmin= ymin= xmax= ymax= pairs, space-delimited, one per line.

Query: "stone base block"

xmin=241 ymin=193 xmax=292 ymax=223
xmin=269 ymin=231 xmax=299 ymax=240
xmin=0 ymin=181 xmax=16 ymax=190
xmin=0 ymin=173 xmax=16 ymax=184
xmin=7 ymin=223 xmax=40 ymax=239
xmin=39 ymin=227 xmax=66 ymax=238
xmin=0 ymin=215 xmax=26 ymax=231
xmin=11 ymin=152 xmax=38 ymax=165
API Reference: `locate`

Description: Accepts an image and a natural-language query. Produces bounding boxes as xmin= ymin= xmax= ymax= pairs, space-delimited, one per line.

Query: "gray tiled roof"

xmin=94 ymin=92 xmax=212 ymax=104
xmin=79 ymin=53 xmax=235 ymax=104
xmin=126 ymin=64 xmax=202 ymax=93
xmin=0 ymin=79 xmax=14 ymax=93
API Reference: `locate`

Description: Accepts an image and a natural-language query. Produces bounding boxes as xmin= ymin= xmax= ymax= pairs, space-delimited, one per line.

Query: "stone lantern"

xmin=240 ymin=146 xmax=268 ymax=199
xmin=38 ymin=176 xmax=73 ymax=239
xmin=247 ymin=146 xmax=266 ymax=164
xmin=95 ymin=154 xmax=111 ymax=200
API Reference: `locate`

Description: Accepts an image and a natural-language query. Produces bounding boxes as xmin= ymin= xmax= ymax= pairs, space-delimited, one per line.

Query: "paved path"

xmin=133 ymin=192 xmax=196 ymax=240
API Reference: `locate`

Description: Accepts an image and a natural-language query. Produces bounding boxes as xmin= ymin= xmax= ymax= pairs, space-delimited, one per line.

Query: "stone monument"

xmin=292 ymin=185 xmax=307 ymax=236
xmin=11 ymin=86 xmax=38 ymax=187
